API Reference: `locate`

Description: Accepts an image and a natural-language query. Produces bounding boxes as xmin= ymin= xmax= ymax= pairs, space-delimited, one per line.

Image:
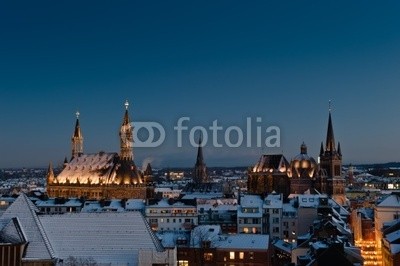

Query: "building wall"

xmin=297 ymin=207 xmax=318 ymax=237
xmin=146 ymin=205 xmax=198 ymax=232
xmin=375 ymin=205 xmax=400 ymax=248
xmin=215 ymin=249 xmax=270 ymax=266
xmin=47 ymin=184 xmax=152 ymax=200
xmin=0 ymin=243 xmax=26 ymax=266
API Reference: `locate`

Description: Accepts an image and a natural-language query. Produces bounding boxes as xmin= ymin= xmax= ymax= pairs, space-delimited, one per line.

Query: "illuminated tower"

xmin=119 ymin=100 xmax=133 ymax=161
xmin=71 ymin=111 xmax=83 ymax=159
xmin=193 ymin=135 xmax=207 ymax=184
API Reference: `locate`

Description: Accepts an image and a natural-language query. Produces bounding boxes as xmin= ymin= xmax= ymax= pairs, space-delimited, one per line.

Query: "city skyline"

xmin=1 ymin=1 xmax=400 ymax=168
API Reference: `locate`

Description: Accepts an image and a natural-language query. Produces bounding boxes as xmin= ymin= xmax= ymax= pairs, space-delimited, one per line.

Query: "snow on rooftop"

xmin=298 ymin=195 xmax=320 ymax=208
xmin=125 ymin=199 xmax=145 ymax=210
xmin=378 ymin=194 xmax=400 ymax=208
xmin=56 ymin=152 xmax=117 ymax=185
xmin=385 ymin=229 xmax=400 ymax=243
xmin=1 ymin=194 xmax=55 ymax=260
xmin=39 ymin=212 xmax=164 ymax=265
xmin=390 ymin=244 xmax=400 ymax=255
xmin=35 ymin=198 xmax=82 ymax=207
xmin=240 ymin=195 xmax=263 ymax=208
xmin=274 ymin=240 xmax=292 ymax=253
xmin=217 ymin=234 xmax=269 ymax=250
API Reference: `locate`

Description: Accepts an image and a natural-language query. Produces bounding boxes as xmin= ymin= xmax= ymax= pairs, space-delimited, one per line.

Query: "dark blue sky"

xmin=1 ymin=1 xmax=400 ymax=168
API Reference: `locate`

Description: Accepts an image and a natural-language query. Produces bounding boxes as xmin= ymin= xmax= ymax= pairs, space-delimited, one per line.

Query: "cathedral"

xmin=46 ymin=101 xmax=154 ymax=200
xmin=248 ymin=108 xmax=346 ymax=205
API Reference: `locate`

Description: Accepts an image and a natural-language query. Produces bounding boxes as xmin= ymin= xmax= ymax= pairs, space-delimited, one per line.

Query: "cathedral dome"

xmin=289 ymin=142 xmax=318 ymax=178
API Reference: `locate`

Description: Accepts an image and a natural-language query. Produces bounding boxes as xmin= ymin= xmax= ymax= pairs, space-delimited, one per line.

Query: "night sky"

xmin=1 ymin=1 xmax=400 ymax=168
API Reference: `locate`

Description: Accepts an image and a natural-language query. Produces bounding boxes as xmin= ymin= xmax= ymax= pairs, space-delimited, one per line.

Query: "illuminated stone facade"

xmin=47 ymin=101 xmax=154 ymax=200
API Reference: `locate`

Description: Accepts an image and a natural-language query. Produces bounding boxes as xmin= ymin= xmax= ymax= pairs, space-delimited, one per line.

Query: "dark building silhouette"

xmin=193 ymin=135 xmax=208 ymax=184
xmin=319 ymin=109 xmax=346 ymax=205
xmin=247 ymin=154 xmax=290 ymax=198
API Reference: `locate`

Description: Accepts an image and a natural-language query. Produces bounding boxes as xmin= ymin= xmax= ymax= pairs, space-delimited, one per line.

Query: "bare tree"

xmin=189 ymin=225 xmax=221 ymax=266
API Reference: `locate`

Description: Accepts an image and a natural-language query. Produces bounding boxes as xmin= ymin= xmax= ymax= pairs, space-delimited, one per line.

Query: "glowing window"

xmin=178 ymin=260 xmax=189 ymax=266
xmin=239 ymin=252 xmax=244 ymax=259
xmin=204 ymin=253 xmax=213 ymax=261
xmin=230 ymin=251 xmax=235 ymax=260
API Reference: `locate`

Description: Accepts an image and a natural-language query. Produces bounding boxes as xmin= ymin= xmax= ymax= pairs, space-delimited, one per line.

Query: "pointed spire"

xmin=63 ymin=156 xmax=69 ymax=169
xmin=300 ymin=142 xmax=307 ymax=154
xmin=71 ymin=111 xmax=83 ymax=158
xmin=194 ymin=133 xmax=207 ymax=184
xmin=325 ymin=102 xmax=336 ymax=152
xmin=320 ymin=142 xmax=324 ymax=156
xmin=122 ymin=100 xmax=130 ymax=125
xmin=196 ymin=133 xmax=204 ymax=165
xmin=46 ymin=162 xmax=54 ymax=184
xmin=73 ymin=111 xmax=82 ymax=138
xmin=337 ymin=142 xmax=342 ymax=156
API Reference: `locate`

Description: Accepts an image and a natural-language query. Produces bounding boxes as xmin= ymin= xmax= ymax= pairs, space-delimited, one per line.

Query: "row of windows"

xmin=239 ymin=218 xmax=260 ymax=224
xmin=149 ymin=218 xmax=193 ymax=223
xmin=148 ymin=209 xmax=195 ymax=214
xmin=40 ymin=207 xmax=77 ymax=213
xmin=242 ymin=227 xmax=260 ymax=234
xmin=242 ymin=207 xmax=259 ymax=213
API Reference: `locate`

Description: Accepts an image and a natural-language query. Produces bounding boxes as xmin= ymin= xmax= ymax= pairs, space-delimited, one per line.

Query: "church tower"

xmin=319 ymin=103 xmax=346 ymax=205
xmin=119 ymin=100 xmax=133 ymax=161
xmin=71 ymin=111 xmax=83 ymax=159
xmin=193 ymin=135 xmax=207 ymax=184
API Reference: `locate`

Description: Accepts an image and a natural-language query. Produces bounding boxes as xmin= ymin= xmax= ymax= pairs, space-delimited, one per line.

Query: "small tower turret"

xmin=46 ymin=162 xmax=55 ymax=185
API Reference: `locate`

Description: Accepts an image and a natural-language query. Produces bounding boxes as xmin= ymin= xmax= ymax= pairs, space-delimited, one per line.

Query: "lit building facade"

xmin=46 ymin=101 xmax=154 ymax=200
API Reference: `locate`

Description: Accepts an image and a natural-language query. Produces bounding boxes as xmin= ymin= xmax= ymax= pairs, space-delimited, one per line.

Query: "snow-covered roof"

xmin=240 ymin=195 xmax=263 ymax=208
xmin=57 ymin=153 xmax=117 ymax=185
xmin=385 ymin=229 xmax=400 ymax=243
xmin=217 ymin=234 xmax=269 ymax=250
xmin=39 ymin=212 xmax=164 ymax=265
xmin=377 ymin=194 xmax=400 ymax=208
xmin=274 ymin=240 xmax=292 ymax=253
xmin=81 ymin=201 xmax=102 ymax=212
xmin=148 ymin=198 xmax=194 ymax=208
xmin=190 ymin=225 xmax=222 ymax=247
xmin=390 ymin=244 xmax=400 ymax=255
xmin=1 ymin=194 xmax=55 ymax=260
xmin=156 ymin=231 xmax=189 ymax=248
xmin=35 ymin=198 xmax=82 ymax=208
xmin=125 ymin=199 xmax=145 ymax=210
xmin=298 ymin=195 xmax=320 ymax=208
xmin=263 ymin=194 xmax=283 ymax=208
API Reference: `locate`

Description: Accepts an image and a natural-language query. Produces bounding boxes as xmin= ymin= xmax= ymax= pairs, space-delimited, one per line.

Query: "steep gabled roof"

xmin=252 ymin=154 xmax=289 ymax=172
xmin=1 ymin=194 xmax=55 ymax=260
xmin=39 ymin=212 xmax=164 ymax=264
